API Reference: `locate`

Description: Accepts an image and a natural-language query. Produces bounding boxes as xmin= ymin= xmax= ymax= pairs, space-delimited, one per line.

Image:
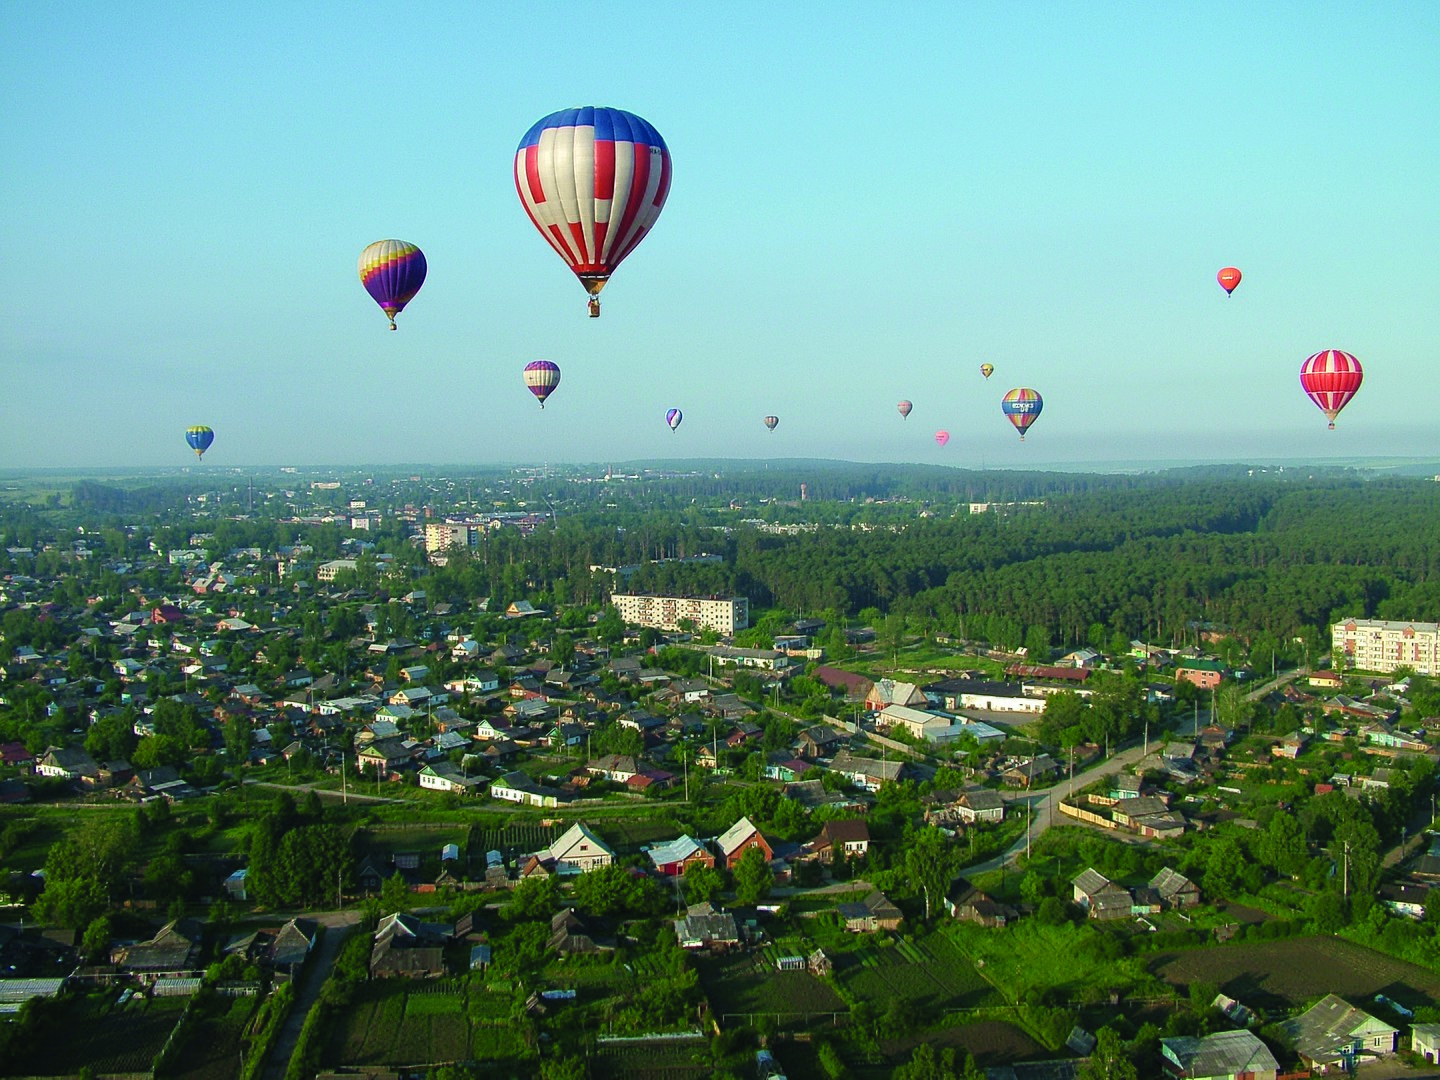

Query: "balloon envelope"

xmin=980 ymin=363 xmax=994 ymax=379
xmin=359 ymin=240 xmax=427 ymax=329
xmin=763 ymin=415 xmax=779 ymax=431
xmin=1299 ymin=350 xmax=1363 ymax=429
xmin=897 ymin=400 xmax=913 ymax=419
xmin=523 ymin=360 xmax=561 ymax=408
xmin=1001 ymin=388 xmax=1043 ymax=440
xmin=515 ymin=107 xmax=672 ymax=315
xmin=934 ymin=430 xmax=949 ymax=447
xmin=666 ymin=408 xmax=683 ymax=431
xmin=185 ymin=425 xmax=214 ymax=459
xmin=1217 ymin=266 xmax=1242 ymax=296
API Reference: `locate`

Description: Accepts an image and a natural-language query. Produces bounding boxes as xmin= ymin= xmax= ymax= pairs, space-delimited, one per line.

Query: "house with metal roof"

xmin=646 ymin=834 xmax=715 ymax=877
xmin=1160 ymin=1029 xmax=1278 ymax=1079
xmin=1280 ymin=993 xmax=1398 ymax=1072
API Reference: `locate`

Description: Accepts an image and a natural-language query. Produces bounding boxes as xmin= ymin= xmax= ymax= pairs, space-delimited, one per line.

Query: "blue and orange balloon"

xmin=185 ymin=426 xmax=214 ymax=460
xmin=523 ymin=361 xmax=561 ymax=408
xmin=359 ymin=240 xmax=427 ymax=329
xmin=515 ymin=107 xmax=672 ymax=317
xmin=1001 ymin=388 xmax=1043 ymax=440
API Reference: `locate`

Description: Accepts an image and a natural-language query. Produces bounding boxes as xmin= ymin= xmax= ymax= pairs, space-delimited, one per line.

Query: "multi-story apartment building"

xmin=1332 ymin=618 xmax=1440 ymax=675
xmin=610 ymin=593 xmax=749 ymax=635
xmin=424 ymin=522 xmax=478 ymax=555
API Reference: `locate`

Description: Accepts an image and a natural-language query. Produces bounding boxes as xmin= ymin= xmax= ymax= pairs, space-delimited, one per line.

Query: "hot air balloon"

xmin=358 ymin=240 xmax=427 ymax=329
xmin=934 ymin=430 xmax=950 ymax=447
xmin=763 ymin=415 xmax=779 ymax=431
xmin=1001 ymin=388 xmax=1043 ymax=440
xmin=185 ymin=426 xmax=214 ymax=460
xmin=1217 ymin=266 xmax=1242 ymax=296
xmin=666 ymin=408 xmax=683 ymax=432
xmin=1299 ymin=350 xmax=1363 ymax=429
xmin=980 ymin=363 xmax=994 ymax=379
xmin=523 ymin=361 xmax=561 ymax=408
xmin=897 ymin=400 xmax=913 ymax=420
xmin=515 ymin=107 xmax=672 ymax=318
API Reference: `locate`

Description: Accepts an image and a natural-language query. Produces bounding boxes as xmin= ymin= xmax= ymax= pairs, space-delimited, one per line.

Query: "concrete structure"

xmin=424 ymin=522 xmax=479 ymax=555
xmin=1333 ymin=618 xmax=1440 ymax=675
xmin=610 ymin=593 xmax=749 ymax=634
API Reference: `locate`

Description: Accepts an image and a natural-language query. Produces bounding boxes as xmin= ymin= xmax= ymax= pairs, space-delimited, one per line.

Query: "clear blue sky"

xmin=3 ymin=2 xmax=1436 ymax=469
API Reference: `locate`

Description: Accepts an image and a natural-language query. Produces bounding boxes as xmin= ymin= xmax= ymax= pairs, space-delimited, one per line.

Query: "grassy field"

xmin=946 ymin=920 xmax=1166 ymax=1005
xmin=1149 ymin=935 xmax=1440 ymax=1014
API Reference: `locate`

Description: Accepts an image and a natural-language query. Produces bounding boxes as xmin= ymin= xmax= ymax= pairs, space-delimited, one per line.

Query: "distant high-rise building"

xmin=1333 ymin=618 xmax=1440 ymax=675
xmin=610 ymin=594 xmax=749 ymax=635
xmin=800 ymin=483 xmax=808 ymax=501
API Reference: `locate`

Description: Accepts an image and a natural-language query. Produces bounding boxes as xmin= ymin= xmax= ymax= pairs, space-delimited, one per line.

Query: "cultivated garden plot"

xmin=16 ymin=992 xmax=189 ymax=1077
xmin=323 ymin=977 xmax=530 ymax=1069
xmin=1149 ymin=935 xmax=1440 ymax=1013
xmin=591 ymin=1039 xmax=713 ymax=1080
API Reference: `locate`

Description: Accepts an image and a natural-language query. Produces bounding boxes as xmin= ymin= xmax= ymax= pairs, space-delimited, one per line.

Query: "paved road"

xmin=258 ymin=908 xmax=361 ymax=1080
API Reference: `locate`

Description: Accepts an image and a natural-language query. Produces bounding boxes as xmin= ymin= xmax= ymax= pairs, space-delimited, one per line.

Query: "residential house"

xmin=813 ymin=666 xmax=874 ymax=702
xmin=955 ymin=788 xmax=1006 ymax=824
xmin=1159 ymin=1030 xmax=1279 ymax=1080
xmin=587 ymin=754 xmax=640 ymax=784
xmin=370 ymin=913 xmax=446 ymax=978
xmin=1149 ymin=868 xmax=1201 ymax=909
xmin=36 ymin=746 xmax=100 ymax=783
xmin=548 ymin=908 xmax=613 ymax=954
xmin=112 ymin=919 xmax=202 ymax=980
xmin=533 ymin=823 xmax=613 ymax=875
xmin=1413 ymin=1023 xmax=1440 ymax=1066
xmin=418 ymin=763 xmax=485 ymax=795
xmin=1280 ymin=994 xmax=1398 ymax=1072
xmin=795 ymin=725 xmax=845 ymax=760
xmin=837 ymin=890 xmax=903 ymax=932
xmin=807 ymin=819 xmax=870 ymax=865
xmin=490 ymin=771 xmax=566 ymax=809
xmin=357 ymin=738 xmax=412 ymax=776
xmin=865 ymin=678 xmax=926 ymax=711
xmin=716 ymin=816 xmax=774 ymax=871
xmin=647 ymin=835 xmax=716 ymax=877
xmin=1072 ymin=869 xmax=1133 ymax=920
xmin=1175 ymin=659 xmax=1224 ymax=689
xmin=944 ymin=878 xmax=1017 ymax=928
xmin=1002 ymin=754 xmax=1059 ymax=788
xmin=829 ymin=749 xmax=904 ymax=791
xmin=673 ymin=902 xmax=741 ymax=950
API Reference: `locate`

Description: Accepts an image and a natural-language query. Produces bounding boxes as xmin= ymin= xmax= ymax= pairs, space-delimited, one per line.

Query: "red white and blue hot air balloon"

xmin=523 ymin=361 xmax=561 ymax=408
xmin=515 ymin=107 xmax=672 ymax=317
xmin=763 ymin=415 xmax=779 ymax=431
xmin=665 ymin=408 xmax=683 ymax=432
xmin=1217 ymin=266 xmax=1242 ymax=296
xmin=358 ymin=240 xmax=427 ymax=330
xmin=1299 ymin=350 xmax=1363 ymax=429
xmin=897 ymin=400 xmax=913 ymax=420
xmin=1001 ymin=388 xmax=1043 ymax=440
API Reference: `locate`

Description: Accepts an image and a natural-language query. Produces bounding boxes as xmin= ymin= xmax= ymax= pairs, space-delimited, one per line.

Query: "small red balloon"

xmin=1217 ymin=267 xmax=1242 ymax=296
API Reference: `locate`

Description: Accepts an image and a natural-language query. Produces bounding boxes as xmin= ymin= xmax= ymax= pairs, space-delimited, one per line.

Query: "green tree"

xmin=903 ymin=825 xmax=955 ymax=921
xmin=891 ymin=1043 xmax=958 ymax=1080
xmin=732 ymin=846 xmax=773 ymax=906
xmin=380 ymin=871 xmax=411 ymax=914
xmin=1079 ymin=1028 xmax=1138 ymax=1080
xmin=684 ymin=863 xmax=725 ymax=905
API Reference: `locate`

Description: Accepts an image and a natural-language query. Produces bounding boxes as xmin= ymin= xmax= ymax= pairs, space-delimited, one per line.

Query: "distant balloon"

xmin=666 ymin=408 xmax=683 ymax=432
xmin=523 ymin=360 xmax=561 ymax=408
xmin=763 ymin=415 xmax=779 ymax=431
xmin=1001 ymin=388 xmax=1043 ymax=441
xmin=1217 ymin=266 xmax=1242 ymax=296
xmin=980 ymin=363 xmax=994 ymax=379
xmin=515 ymin=107 xmax=672 ymax=317
xmin=358 ymin=240 xmax=427 ymax=330
xmin=934 ymin=430 xmax=950 ymax=447
xmin=1299 ymin=350 xmax=1363 ymax=429
xmin=897 ymin=400 xmax=913 ymax=420
xmin=185 ymin=425 xmax=214 ymax=460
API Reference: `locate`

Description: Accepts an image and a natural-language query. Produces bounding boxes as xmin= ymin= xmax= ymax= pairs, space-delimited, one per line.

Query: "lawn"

xmin=945 ymin=920 xmax=1165 ymax=1005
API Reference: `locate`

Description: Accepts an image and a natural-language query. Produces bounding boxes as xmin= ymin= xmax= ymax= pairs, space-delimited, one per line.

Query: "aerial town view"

xmin=4 ymin=3 xmax=1438 ymax=1079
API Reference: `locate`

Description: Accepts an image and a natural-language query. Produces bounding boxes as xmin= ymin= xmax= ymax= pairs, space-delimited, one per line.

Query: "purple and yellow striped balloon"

xmin=359 ymin=239 xmax=427 ymax=330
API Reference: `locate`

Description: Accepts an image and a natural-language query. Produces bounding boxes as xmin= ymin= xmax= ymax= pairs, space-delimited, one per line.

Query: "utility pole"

xmin=341 ymin=752 xmax=347 ymax=804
